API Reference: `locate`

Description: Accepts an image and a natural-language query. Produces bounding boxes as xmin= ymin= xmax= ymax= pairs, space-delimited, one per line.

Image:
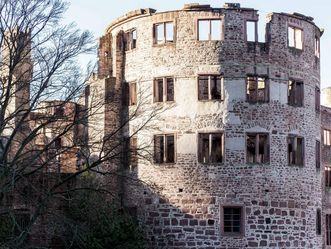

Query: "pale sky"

xmin=65 ymin=0 xmax=331 ymax=88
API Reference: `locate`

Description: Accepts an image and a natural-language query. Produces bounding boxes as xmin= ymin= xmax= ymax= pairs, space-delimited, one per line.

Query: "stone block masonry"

xmin=90 ymin=2 xmax=326 ymax=248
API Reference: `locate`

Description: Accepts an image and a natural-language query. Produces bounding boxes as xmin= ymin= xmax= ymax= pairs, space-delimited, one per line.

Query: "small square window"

xmin=288 ymin=26 xmax=303 ymax=50
xmin=153 ymin=77 xmax=174 ymax=102
xmin=154 ymin=22 xmax=174 ymax=44
xmin=287 ymin=136 xmax=304 ymax=166
xmin=246 ymin=76 xmax=268 ymax=103
xmin=221 ymin=206 xmax=244 ymax=236
xmin=198 ymin=75 xmax=223 ymax=101
xmin=154 ymin=134 xmax=175 ymax=164
xmin=198 ymin=133 xmax=223 ymax=163
xmin=198 ymin=19 xmax=223 ymax=41
xmin=288 ymin=80 xmax=303 ymax=107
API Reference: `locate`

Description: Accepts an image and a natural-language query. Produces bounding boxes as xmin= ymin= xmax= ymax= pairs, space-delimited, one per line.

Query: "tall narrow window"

xmin=316 ymin=87 xmax=320 ymax=112
xmin=246 ymin=21 xmax=256 ymax=42
xmin=198 ymin=19 xmax=222 ymax=41
xmin=221 ymin=206 xmax=243 ymax=236
xmin=288 ymin=26 xmax=303 ymax=49
xmin=130 ymin=136 xmax=138 ymax=168
xmin=327 ymin=214 xmax=331 ymax=245
xmin=316 ymin=140 xmax=321 ymax=169
xmin=288 ymin=80 xmax=303 ymax=107
xmin=154 ymin=134 xmax=175 ymax=164
xmin=326 ymin=167 xmax=331 ymax=188
xmin=198 ymin=75 xmax=223 ymax=101
xmin=124 ymin=29 xmax=137 ymax=51
xmin=288 ymin=136 xmax=304 ymax=166
xmin=315 ymin=36 xmax=320 ymax=58
xmin=246 ymin=133 xmax=269 ymax=164
xmin=154 ymin=22 xmax=174 ymax=44
xmin=198 ymin=133 xmax=223 ymax=163
xmin=324 ymin=129 xmax=331 ymax=146
xmin=246 ymin=76 xmax=268 ymax=102
xmin=316 ymin=209 xmax=321 ymax=235
xmin=153 ymin=77 xmax=174 ymax=102
xmin=129 ymin=82 xmax=137 ymax=106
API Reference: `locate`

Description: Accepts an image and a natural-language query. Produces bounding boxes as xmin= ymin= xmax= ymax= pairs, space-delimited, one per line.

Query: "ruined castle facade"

xmin=88 ymin=3 xmax=330 ymax=249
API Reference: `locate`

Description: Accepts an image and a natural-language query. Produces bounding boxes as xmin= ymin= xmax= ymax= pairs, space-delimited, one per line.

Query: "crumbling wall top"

xmin=106 ymin=8 xmax=156 ymax=33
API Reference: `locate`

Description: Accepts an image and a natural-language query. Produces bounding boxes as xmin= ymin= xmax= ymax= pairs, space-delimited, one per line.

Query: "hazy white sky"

xmin=64 ymin=0 xmax=331 ymax=88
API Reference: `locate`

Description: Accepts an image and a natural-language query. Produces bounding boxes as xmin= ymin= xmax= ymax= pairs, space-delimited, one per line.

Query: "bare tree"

xmin=0 ymin=1 xmax=165 ymax=248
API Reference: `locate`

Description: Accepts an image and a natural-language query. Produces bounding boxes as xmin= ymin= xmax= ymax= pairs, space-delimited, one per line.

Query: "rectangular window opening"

xmin=316 ymin=209 xmax=321 ymax=235
xmin=198 ymin=133 xmax=223 ymax=163
xmin=246 ymin=133 xmax=269 ymax=164
xmin=327 ymin=214 xmax=331 ymax=245
xmin=288 ymin=26 xmax=303 ymax=50
xmin=222 ymin=207 xmax=243 ymax=235
xmin=154 ymin=77 xmax=174 ymax=102
xmin=124 ymin=29 xmax=137 ymax=51
xmin=316 ymin=140 xmax=320 ymax=169
xmin=198 ymin=19 xmax=222 ymax=41
xmin=130 ymin=136 xmax=138 ymax=168
xmin=326 ymin=167 xmax=331 ymax=188
xmin=315 ymin=87 xmax=320 ymax=112
xmin=246 ymin=76 xmax=268 ymax=102
xmin=288 ymin=80 xmax=303 ymax=107
xmin=315 ymin=36 xmax=320 ymax=58
xmin=154 ymin=22 xmax=174 ymax=44
xmin=129 ymin=82 xmax=137 ymax=106
xmin=288 ymin=136 xmax=304 ymax=166
xmin=246 ymin=21 xmax=256 ymax=42
xmin=154 ymin=134 xmax=175 ymax=164
xmin=198 ymin=75 xmax=223 ymax=101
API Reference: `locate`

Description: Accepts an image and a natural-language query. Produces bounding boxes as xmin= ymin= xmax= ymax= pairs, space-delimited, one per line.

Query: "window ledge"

xmin=221 ymin=233 xmax=244 ymax=238
xmin=198 ymin=99 xmax=224 ymax=102
xmin=288 ymin=164 xmax=304 ymax=167
xmin=246 ymin=100 xmax=269 ymax=104
xmin=125 ymin=48 xmax=137 ymax=53
xmin=153 ymin=42 xmax=175 ymax=47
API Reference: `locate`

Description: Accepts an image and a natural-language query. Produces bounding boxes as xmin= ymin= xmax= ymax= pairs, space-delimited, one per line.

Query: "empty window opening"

xmin=130 ymin=136 xmax=138 ymax=168
xmin=198 ymin=75 xmax=223 ymax=101
xmin=222 ymin=207 xmax=243 ymax=235
xmin=315 ymin=36 xmax=320 ymax=58
xmin=246 ymin=21 xmax=256 ymax=42
xmin=316 ymin=209 xmax=321 ymax=235
xmin=316 ymin=140 xmax=321 ymax=169
xmin=124 ymin=29 xmax=137 ymax=51
xmin=198 ymin=133 xmax=223 ymax=163
xmin=327 ymin=214 xmax=331 ymax=245
xmin=198 ymin=19 xmax=222 ymax=41
xmin=153 ymin=77 xmax=174 ymax=102
xmin=246 ymin=133 xmax=269 ymax=164
xmin=129 ymin=82 xmax=137 ymax=106
xmin=288 ymin=26 xmax=303 ymax=49
xmin=316 ymin=87 xmax=320 ymax=112
xmin=154 ymin=22 xmax=174 ymax=44
xmin=288 ymin=136 xmax=304 ymax=166
xmin=323 ymin=129 xmax=331 ymax=146
xmin=288 ymin=80 xmax=303 ymax=107
xmin=154 ymin=134 xmax=175 ymax=164
xmin=326 ymin=167 xmax=331 ymax=188
xmin=246 ymin=76 xmax=268 ymax=102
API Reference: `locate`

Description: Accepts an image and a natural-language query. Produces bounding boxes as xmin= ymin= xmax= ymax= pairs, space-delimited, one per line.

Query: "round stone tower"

xmin=96 ymin=3 xmax=323 ymax=249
